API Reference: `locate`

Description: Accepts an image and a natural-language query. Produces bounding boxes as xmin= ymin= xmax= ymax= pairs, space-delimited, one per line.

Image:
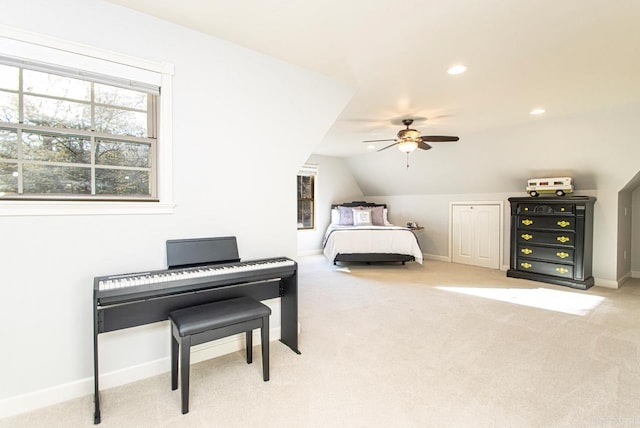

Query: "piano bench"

xmin=168 ymin=297 xmax=271 ymax=415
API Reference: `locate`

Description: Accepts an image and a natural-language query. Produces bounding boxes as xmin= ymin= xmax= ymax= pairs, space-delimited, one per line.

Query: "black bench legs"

xmin=169 ymin=297 xmax=271 ymax=414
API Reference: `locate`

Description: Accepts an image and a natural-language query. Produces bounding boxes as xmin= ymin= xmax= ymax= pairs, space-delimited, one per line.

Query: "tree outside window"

xmin=297 ymin=175 xmax=314 ymax=229
xmin=0 ymin=60 xmax=158 ymax=201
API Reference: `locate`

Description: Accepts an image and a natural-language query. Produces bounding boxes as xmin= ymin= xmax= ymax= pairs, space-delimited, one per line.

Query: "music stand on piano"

xmin=166 ymin=236 xmax=241 ymax=268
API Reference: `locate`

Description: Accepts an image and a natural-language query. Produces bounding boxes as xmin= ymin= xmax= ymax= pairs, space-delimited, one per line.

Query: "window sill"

xmin=0 ymin=200 xmax=176 ymax=216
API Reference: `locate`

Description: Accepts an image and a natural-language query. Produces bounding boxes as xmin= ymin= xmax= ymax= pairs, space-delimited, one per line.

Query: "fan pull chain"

xmin=406 ymin=152 xmax=410 ymax=169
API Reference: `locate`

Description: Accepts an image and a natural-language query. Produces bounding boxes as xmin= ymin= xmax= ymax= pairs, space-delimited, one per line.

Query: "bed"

xmin=323 ymin=201 xmax=423 ymax=265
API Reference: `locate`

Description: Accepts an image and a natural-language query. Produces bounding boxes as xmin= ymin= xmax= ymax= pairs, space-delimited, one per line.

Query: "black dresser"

xmin=507 ymin=196 xmax=596 ymax=290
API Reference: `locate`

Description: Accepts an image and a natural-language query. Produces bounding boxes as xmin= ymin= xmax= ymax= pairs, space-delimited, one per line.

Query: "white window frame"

xmin=0 ymin=25 xmax=175 ymax=216
xmin=297 ymin=163 xmax=318 ymax=230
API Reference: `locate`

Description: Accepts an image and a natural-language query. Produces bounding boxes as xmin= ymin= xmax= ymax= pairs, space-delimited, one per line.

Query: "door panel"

xmin=453 ymin=206 xmax=474 ymax=264
xmin=459 ymin=209 xmax=473 ymax=258
xmin=476 ymin=209 xmax=493 ymax=260
xmin=452 ymin=204 xmax=500 ymax=269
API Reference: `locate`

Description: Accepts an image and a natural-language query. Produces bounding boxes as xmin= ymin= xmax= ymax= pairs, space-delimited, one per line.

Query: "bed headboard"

xmin=331 ymin=201 xmax=387 ymax=209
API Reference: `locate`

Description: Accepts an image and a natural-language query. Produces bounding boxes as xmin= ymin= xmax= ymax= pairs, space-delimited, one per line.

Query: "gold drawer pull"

xmin=557 ymin=236 xmax=570 ymax=243
xmin=521 ymin=262 xmax=532 ymax=269
xmin=556 ymin=267 xmax=569 ymax=274
xmin=521 ymin=234 xmax=533 ymax=240
xmin=521 ymin=248 xmax=533 ymax=255
xmin=556 ymin=252 xmax=569 ymax=259
xmin=521 ymin=219 xmax=533 ymax=226
xmin=557 ymin=220 xmax=571 ymax=228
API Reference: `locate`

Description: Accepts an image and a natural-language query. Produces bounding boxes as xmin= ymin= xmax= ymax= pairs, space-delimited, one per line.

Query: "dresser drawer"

xmin=517 ymin=230 xmax=575 ymax=246
xmin=517 ymin=245 xmax=574 ymax=263
xmin=516 ymin=216 xmax=575 ymax=231
xmin=516 ymin=259 xmax=574 ymax=279
xmin=518 ymin=204 xmax=574 ymax=215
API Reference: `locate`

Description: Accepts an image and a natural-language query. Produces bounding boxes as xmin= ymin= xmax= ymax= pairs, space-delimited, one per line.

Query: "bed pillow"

xmin=337 ymin=206 xmax=355 ymax=225
xmin=331 ymin=208 xmax=340 ymax=225
xmin=352 ymin=208 xmax=373 ymax=226
xmin=370 ymin=205 xmax=385 ymax=226
xmin=383 ymin=208 xmax=393 ymax=226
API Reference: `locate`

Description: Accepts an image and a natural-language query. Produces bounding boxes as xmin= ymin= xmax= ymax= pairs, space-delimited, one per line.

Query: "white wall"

xmin=632 ymin=187 xmax=640 ymax=276
xmin=0 ymin=0 xmax=354 ymax=415
xmin=364 ymin=189 xmax=618 ymax=285
xmin=366 ymin=193 xmax=512 ymax=265
xmin=345 ymin=102 xmax=640 ymax=285
xmin=297 ymin=154 xmax=363 ymax=254
xmin=364 ymin=190 xmax=600 ymax=271
xmin=345 ymin=103 xmax=640 ymax=197
xmin=617 ymin=189 xmax=633 ymax=281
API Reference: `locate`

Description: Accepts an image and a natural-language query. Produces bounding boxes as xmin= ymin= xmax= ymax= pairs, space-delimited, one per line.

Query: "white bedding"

xmin=322 ymin=225 xmax=423 ymax=264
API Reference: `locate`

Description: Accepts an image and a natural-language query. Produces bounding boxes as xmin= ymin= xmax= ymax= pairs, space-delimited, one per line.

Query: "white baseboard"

xmin=423 ymin=253 xmax=450 ymax=262
xmin=613 ymin=271 xmax=633 ymax=288
xmin=632 ymin=271 xmax=640 ymax=279
xmin=594 ymin=277 xmax=619 ymax=289
xmin=423 ymin=253 xmax=509 ymax=271
xmin=0 ymin=327 xmax=280 ymax=420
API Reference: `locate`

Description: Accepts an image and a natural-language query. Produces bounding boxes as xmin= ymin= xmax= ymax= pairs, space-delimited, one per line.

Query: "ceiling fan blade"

xmin=377 ymin=142 xmax=399 ymax=152
xmin=363 ymin=139 xmax=396 ymax=143
xmin=421 ymin=135 xmax=459 ymax=142
xmin=417 ymin=141 xmax=432 ymax=150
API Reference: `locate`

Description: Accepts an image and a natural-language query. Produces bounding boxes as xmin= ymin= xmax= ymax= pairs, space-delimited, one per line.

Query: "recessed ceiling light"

xmin=448 ymin=65 xmax=467 ymax=75
xmin=530 ymin=108 xmax=546 ymax=115
xmin=367 ymin=145 xmax=375 ymax=150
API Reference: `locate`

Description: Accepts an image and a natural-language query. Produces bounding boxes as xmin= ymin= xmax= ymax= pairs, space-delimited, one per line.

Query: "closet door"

xmin=451 ymin=203 xmax=501 ymax=269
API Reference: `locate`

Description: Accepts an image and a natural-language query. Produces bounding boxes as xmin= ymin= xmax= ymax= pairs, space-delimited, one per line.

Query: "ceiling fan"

xmin=363 ymin=118 xmax=459 ymax=152
xmin=362 ymin=118 xmax=459 ymax=168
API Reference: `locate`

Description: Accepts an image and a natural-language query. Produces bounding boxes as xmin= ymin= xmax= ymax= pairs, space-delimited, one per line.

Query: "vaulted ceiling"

xmin=107 ymin=0 xmax=639 ymax=159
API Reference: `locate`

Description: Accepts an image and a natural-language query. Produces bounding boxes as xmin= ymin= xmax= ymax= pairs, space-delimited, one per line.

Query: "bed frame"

xmin=329 ymin=201 xmax=416 ymax=265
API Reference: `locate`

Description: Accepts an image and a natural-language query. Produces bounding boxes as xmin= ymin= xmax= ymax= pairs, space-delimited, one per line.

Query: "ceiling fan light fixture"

xmin=405 ymin=129 xmax=421 ymax=139
xmin=397 ymin=139 xmax=418 ymax=153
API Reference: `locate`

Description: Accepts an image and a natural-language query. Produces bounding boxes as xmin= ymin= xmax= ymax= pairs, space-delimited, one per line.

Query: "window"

xmin=297 ymin=163 xmax=318 ymax=230
xmin=0 ymin=27 xmax=174 ymax=215
xmin=0 ymin=58 xmax=159 ymax=201
xmin=297 ymin=175 xmax=314 ymax=229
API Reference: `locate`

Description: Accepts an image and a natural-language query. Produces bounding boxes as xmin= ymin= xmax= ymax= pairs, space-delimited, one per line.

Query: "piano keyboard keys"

xmin=97 ymin=258 xmax=295 ymax=291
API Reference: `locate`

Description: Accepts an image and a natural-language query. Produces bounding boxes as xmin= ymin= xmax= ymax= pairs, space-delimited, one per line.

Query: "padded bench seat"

xmin=169 ymin=297 xmax=271 ymax=414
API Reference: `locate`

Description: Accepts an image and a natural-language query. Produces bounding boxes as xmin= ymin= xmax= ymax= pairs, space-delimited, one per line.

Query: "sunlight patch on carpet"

xmin=435 ymin=286 xmax=605 ymax=316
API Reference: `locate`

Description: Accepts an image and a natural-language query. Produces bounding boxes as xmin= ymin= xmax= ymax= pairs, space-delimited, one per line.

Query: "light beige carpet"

xmin=2 ymin=256 xmax=640 ymax=427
